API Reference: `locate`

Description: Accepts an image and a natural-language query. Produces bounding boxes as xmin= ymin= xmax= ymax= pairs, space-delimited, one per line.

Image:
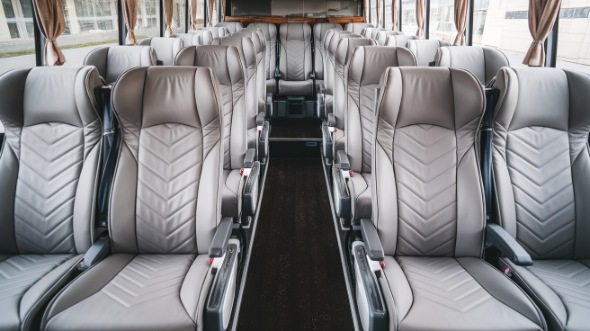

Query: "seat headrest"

xmin=385 ymin=35 xmax=418 ymax=48
xmin=214 ymin=35 xmax=257 ymax=70
xmin=247 ymin=23 xmax=277 ymax=41
xmin=376 ymin=30 xmax=403 ymax=45
xmin=328 ymin=31 xmax=361 ymax=57
xmin=150 ymin=37 xmax=184 ymax=65
xmin=335 ymin=38 xmax=376 ymax=66
xmin=494 ymin=67 xmax=590 ymax=132
xmin=84 ymin=45 xmax=157 ymax=84
xmin=216 ymin=21 xmax=243 ymax=33
xmin=279 ymin=22 xmax=312 ymax=42
xmin=0 ymin=66 xmax=102 ymax=127
xmin=314 ymin=23 xmax=342 ymax=43
xmin=378 ymin=67 xmax=484 ymax=130
xmin=189 ymin=29 xmax=214 ymax=45
xmin=113 ymin=66 xmax=221 ymax=128
xmin=235 ymin=28 xmax=263 ymax=54
xmin=175 ymin=45 xmax=244 ymax=86
xmin=349 ymin=46 xmax=416 ymax=84
xmin=435 ymin=46 xmax=509 ymax=86
xmin=205 ymin=26 xmax=229 ymax=38
xmin=407 ymin=39 xmax=450 ymax=66
xmin=345 ymin=22 xmax=373 ymax=34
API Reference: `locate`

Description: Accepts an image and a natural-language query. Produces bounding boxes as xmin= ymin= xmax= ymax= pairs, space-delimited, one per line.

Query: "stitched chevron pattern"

xmin=394 ymin=125 xmax=457 ymax=256
xmin=507 ymin=127 xmax=575 ymax=259
xmin=15 ymin=124 xmax=88 ymax=254
xmin=360 ymin=85 xmax=377 ymax=173
xmin=3 ymin=121 xmax=22 ymax=159
xmin=0 ymin=255 xmax=72 ymax=302
xmin=398 ymin=257 xmax=492 ymax=313
xmin=285 ymin=40 xmax=308 ymax=80
xmin=136 ymin=124 xmax=200 ymax=254
xmin=527 ymin=260 xmax=590 ymax=310
xmin=101 ymin=255 xmax=194 ymax=308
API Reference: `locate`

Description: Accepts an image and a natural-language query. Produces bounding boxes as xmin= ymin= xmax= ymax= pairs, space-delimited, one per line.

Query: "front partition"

xmin=231 ymin=0 xmax=361 ymax=17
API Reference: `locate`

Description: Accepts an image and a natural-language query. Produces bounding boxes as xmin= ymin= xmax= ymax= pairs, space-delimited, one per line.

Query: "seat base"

xmin=278 ymin=80 xmax=313 ymax=97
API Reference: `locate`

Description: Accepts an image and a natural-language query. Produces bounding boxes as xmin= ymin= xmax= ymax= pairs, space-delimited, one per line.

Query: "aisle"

xmin=236 ymin=158 xmax=354 ymax=331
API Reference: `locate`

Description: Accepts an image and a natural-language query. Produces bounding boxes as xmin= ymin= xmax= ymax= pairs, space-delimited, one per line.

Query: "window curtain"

xmin=32 ymin=0 xmax=66 ymax=66
xmin=221 ymin=0 xmax=226 ymax=22
xmin=364 ymin=0 xmax=369 ymax=23
xmin=191 ymin=0 xmax=197 ymax=29
xmin=123 ymin=0 xmax=138 ymax=45
xmin=416 ymin=0 xmax=425 ymax=37
xmin=392 ymin=0 xmax=398 ymax=31
xmin=453 ymin=0 xmax=468 ymax=45
xmin=207 ymin=0 xmax=214 ymax=27
xmin=164 ymin=0 xmax=173 ymax=37
xmin=376 ymin=0 xmax=381 ymax=27
xmin=523 ymin=0 xmax=561 ymax=67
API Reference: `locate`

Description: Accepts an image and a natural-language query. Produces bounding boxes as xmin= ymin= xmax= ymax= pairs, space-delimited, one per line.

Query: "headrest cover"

xmin=279 ymin=22 xmax=312 ymax=42
xmin=215 ymin=35 xmax=257 ymax=70
xmin=335 ymin=38 xmax=376 ymax=66
xmin=349 ymin=46 xmax=416 ymax=85
xmin=176 ymin=45 xmax=244 ymax=87
xmin=248 ymin=23 xmax=277 ymax=41
xmin=103 ymin=46 xmax=157 ymax=83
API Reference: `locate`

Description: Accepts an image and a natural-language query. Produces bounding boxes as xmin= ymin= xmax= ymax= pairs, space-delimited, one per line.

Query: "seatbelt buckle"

xmin=240 ymin=167 xmax=251 ymax=177
xmin=502 ymin=266 xmax=513 ymax=277
xmin=340 ymin=168 xmax=351 ymax=179
xmin=210 ymin=254 xmax=226 ymax=272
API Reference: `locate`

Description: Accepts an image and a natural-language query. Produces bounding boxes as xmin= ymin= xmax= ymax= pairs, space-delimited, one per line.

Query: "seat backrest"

xmin=138 ymin=37 xmax=184 ymax=65
xmin=217 ymin=21 xmax=243 ymax=33
xmin=324 ymin=30 xmax=351 ymax=94
xmin=248 ymin=23 xmax=278 ymax=81
xmin=346 ymin=46 xmax=416 ymax=174
xmin=385 ymin=34 xmax=418 ymax=48
xmin=313 ymin=23 xmax=342 ymax=82
xmin=375 ymin=30 xmax=403 ymax=45
xmin=345 ymin=22 xmax=373 ymax=34
xmin=205 ymin=26 xmax=229 ymax=39
xmin=332 ymin=37 xmax=375 ymax=134
xmin=189 ymin=29 xmax=214 ymax=45
xmin=109 ymin=66 xmax=223 ymax=254
xmin=373 ymin=67 xmax=485 ymax=257
xmin=176 ymin=45 xmax=248 ymax=172
xmin=212 ymin=35 xmax=258 ymax=136
xmin=236 ymin=28 xmax=266 ymax=111
xmin=493 ymin=67 xmax=590 ymax=260
xmin=435 ymin=46 xmax=509 ymax=86
xmin=84 ymin=46 xmax=157 ymax=84
xmin=407 ymin=39 xmax=450 ymax=66
xmin=278 ymin=22 xmax=313 ymax=81
xmin=0 ymin=66 xmax=103 ymax=255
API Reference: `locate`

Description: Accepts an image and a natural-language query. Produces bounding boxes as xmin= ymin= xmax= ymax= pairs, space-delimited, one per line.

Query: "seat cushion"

xmin=503 ymin=258 xmax=590 ymax=331
xmin=222 ymin=169 xmax=244 ymax=218
xmin=278 ymin=79 xmax=313 ymax=96
xmin=44 ymin=254 xmax=212 ymax=331
xmin=380 ymin=256 xmax=546 ymax=331
xmin=347 ymin=173 xmax=371 ymax=219
xmin=0 ymin=255 xmax=80 ymax=330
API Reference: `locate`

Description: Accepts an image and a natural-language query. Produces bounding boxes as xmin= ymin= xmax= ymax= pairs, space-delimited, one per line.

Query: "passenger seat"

xmin=351 ymin=66 xmax=547 ymax=331
xmin=217 ymin=21 xmax=243 ymax=33
xmin=248 ymin=23 xmax=278 ymax=94
xmin=375 ymin=30 xmax=403 ymax=45
xmin=435 ymin=46 xmax=509 ymax=86
xmin=0 ymin=66 xmax=104 ymax=331
xmin=491 ymin=67 xmax=590 ymax=331
xmin=313 ymin=23 xmax=342 ymax=93
xmin=345 ymin=22 xmax=373 ymax=34
xmin=277 ymin=22 xmax=314 ymax=97
xmin=138 ymin=37 xmax=184 ymax=65
xmin=42 ymin=66 xmax=241 ymax=331
xmin=205 ymin=26 xmax=229 ymax=39
xmin=407 ymin=39 xmax=450 ymax=66
xmin=83 ymin=45 xmax=158 ymax=84
xmin=385 ymin=34 xmax=418 ymax=48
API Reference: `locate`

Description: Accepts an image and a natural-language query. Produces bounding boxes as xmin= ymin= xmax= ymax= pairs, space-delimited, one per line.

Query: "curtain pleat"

xmin=453 ymin=0 xmax=468 ymax=45
xmin=523 ymin=0 xmax=561 ymax=66
xmin=207 ymin=0 xmax=214 ymax=27
xmin=191 ymin=0 xmax=198 ymax=29
xmin=392 ymin=0 xmax=398 ymax=31
xmin=416 ymin=0 xmax=424 ymax=37
xmin=123 ymin=0 xmax=138 ymax=45
xmin=164 ymin=0 xmax=173 ymax=37
xmin=32 ymin=0 xmax=66 ymax=65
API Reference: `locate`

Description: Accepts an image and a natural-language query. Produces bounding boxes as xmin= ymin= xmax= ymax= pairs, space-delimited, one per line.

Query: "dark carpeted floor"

xmin=237 ymin=159 xmax=354 ymax=331
xmin=270 ymin=118 xmax=322 ymax=138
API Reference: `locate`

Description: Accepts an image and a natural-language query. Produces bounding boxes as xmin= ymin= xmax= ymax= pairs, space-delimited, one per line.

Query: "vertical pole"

xmin=117 ymin=0 xmax=126 ymax=45
xmin=466 ymin=0 xmax=474 ymax=45
xmin=185 ymin=0 xmax=189 ymax=32
xmin=544 ymin=9 xmax=559 ymax=67
xmin=159 ymin=0 xmax=164 ymax=37
xmin=425 ymin=0 xmax=430 ymax=39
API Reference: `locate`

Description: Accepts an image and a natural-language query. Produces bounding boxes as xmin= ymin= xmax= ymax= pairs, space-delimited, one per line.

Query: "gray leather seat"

xmin=205 ymin=26 xmax=229 ymax=39
xmin=492 ymin=67 xmax=590 ymax=331
xmin=190 ymin=29 xmax=214 ymax=45
xmin=248 ymin=23 xmax=278 ymax=94
xmin=83 ymin=45 xmax=158 ymax=84
xmin=375 ymin=30 xmax=403 ymax=46
xmin=236 ymin=28 xmax=267 ymax=115
xmin=313 ymin=23 xmax=342 ymax=91
xmin=357 ymin=66 xmax=547 ymax=331
xmin=176 ymin=45 xmax=259 ymax=218
xmin=407 ymin=39 xmax=450 ymax=66
xmin=333 ymin=46 xmax=415 ymax=220
xmin=345 ymin=22 xmax=373 ymax=34
xmin=321 ymin=30 xmax=352 ymax=116
xmin=217 ymin=21 xmax=243 ymax=33
xmin=174 ymin=32 xmax=209 ymax=46
xmin=277 ymin=22 xmax=313 ymax=96
xmin=384 ymin=34 xmax=418 ymax=48
xmin=138 ymin=37 xmax=184 ymax=65
xmin=42 ymin=66 xmax=235 ymax=331
xmin=0 ymin=66 xmax=103 ymax=331
xmin=435 ymin=46 xmax=509 ymax=86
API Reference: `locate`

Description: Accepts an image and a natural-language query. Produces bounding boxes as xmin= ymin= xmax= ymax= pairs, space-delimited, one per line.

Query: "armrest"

xmin=360 ymin=219 xmax=384 ymax=261
xmin=242 ymin=161 xmax=260 ymax=217
xmin=327 ymin=113 xmax=336 ymax=128
xmin=77 ymin=235 xmax=110 ymax=271
xmin=258 ymin=121 xmax=269 ymax=162
xmin=332 ymin=162 xmax=351 ymax=219
xmin=256 ymin=111 xmax=265 ymax=127
xmin=265 ymin=93 xmax=273 ymax=117
xmin=321 ymin=123 xmax=333 ymax=161
xmin=209 ymin=217 xmax=234 ymax=258
xmin=244 ymin=148 xmax=256 ymax=168
xmin=351 ymin=241 xmax=388 ymax=331
xmin=205 ymin=238 xmax=240 ymax=331
xmin=316 ymin=90 xmax=326 ymax=119
xmin=336 ymin=150 xmax=350 ymax=171
xmin=486 ymin=223 xmax=533 ymax=266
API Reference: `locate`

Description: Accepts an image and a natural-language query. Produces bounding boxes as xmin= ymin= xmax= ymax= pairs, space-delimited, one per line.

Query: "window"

xmin=384 ymin=0 xmax=397 ymax=30
xmin=0 ymin=0 xmax=36 ymax=75
xmin=556 ymin=3 xmax=590 ymax=74
xmin=136 ymin=0 xmax=160 ymax=38
xmin=472 ymin=0 xmax=530 ymax=67
xmin=172 ymin=0 xmax=186 ymax=34
xmin=60 ymin=0 xmax=119 ymax=66
xmin=190 ymin=0 xmax=204 ymax=28
xmin=401 ymin=0 xmax=417 ymax=35
xmin=429 ymin=0 xmax=456 ymax=42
